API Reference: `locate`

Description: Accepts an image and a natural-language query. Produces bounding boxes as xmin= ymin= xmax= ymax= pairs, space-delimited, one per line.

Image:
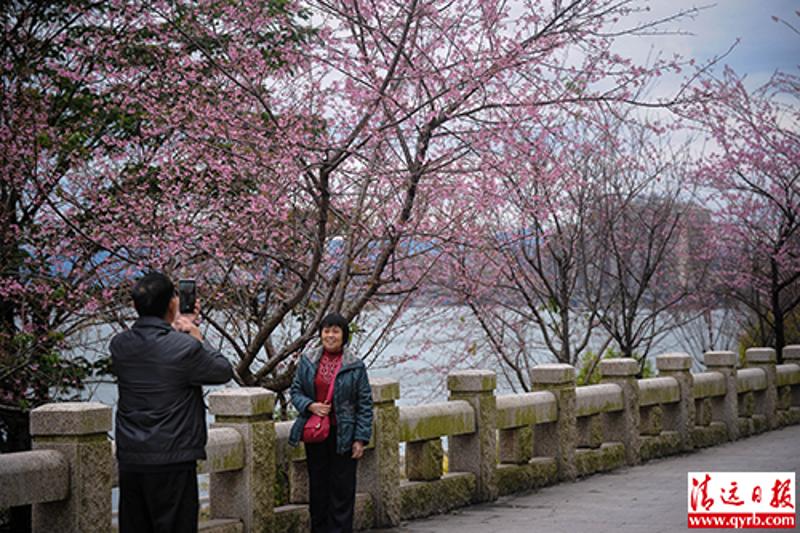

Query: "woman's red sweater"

xmin=314 ymin=350 xmax=342 ymax=424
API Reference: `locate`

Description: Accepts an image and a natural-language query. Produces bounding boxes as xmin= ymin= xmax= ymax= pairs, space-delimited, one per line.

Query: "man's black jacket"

xmin=111 ymin=316 xmax=233 ymax=466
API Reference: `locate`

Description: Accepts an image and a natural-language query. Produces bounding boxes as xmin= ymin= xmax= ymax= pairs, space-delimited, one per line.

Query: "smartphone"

xmin=178 ymin=279 xmax=196 ymax=314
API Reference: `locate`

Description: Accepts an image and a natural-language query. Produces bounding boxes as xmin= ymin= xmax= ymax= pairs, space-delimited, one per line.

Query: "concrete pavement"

xmin=374 ymin=424 xmax=800 ymax=533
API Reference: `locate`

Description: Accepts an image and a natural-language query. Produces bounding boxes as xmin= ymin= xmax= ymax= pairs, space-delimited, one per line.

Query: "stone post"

xmin=600 ymin=358 xmax=640 ymax=466
xmin=447 ymin=370 xmax=498 ymax=503
xmin=357 ymin=377 xmax=401 ymax=528
xmin=704 ymin=351 xmax=739 ymax=441
xmin=782 ymin=345 xmax=800 ymax=364
xmin=288 ymin=443 xmax=308 ymax=504
xmin=29 ymin=402 xmax=112 ymax=533
xmin=656 ymin=353 xmax=695 ymax=451
xmin=745 ymin=348 xmax=778 ymax=429
xmin=208 ymin=388 xmax=275 ymax=532
xmin=784 ymin=346 xmax=800 ymax=409
xmin=530 ymin=364 xmax=577 ymax=481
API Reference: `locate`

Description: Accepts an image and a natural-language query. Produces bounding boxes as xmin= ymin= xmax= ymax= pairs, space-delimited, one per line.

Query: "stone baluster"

xmin=784 ymin=346 xmax=800 ymax=410
xmin=358 ymin=377 xmax=401 ymax=527
xmin=745 ymin=348 xmax=778 ymax=430
xmin=656 ymin=353 xmax=695 ymax=451
xmin=447 ymin=370 xmax=498 ymax=503
xmin=704 ymin=351 xmax=739 ymax=441
xmin=600 ymin=358 xmax=641 ymax=466
xmin=498 ymin=426 xmax=533 ymax=465
xmin=406 ymin=439 xmax=444 ymax=480
xmin=530 ymin=364 xmax=577 ymax=481
xmin=208 ymin=388 xmax=276 ymax=532
xmin=30 ymin=402 xmax=112 ymax=533
xmin=781 ymin=345 xmax=800 ymax=365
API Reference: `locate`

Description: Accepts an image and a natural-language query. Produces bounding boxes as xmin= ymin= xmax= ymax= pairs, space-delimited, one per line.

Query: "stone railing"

xmin=2 ymin=345 xmax=800 ymax=532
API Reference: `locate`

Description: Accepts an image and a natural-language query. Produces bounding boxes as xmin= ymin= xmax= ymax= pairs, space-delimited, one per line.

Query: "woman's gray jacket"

xmin=288 ymin=348 xmax=373 ymax=455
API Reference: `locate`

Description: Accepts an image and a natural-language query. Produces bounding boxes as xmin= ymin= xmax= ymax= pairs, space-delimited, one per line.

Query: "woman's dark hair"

xmin=320 ymin=312 xmax=350 ymax=345
xmin=132 ymin=271 xmax=175 ymax=318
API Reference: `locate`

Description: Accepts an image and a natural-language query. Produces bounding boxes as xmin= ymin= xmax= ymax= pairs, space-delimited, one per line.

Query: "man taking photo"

xmin=111 ymin=272 xmax=233 ymax=533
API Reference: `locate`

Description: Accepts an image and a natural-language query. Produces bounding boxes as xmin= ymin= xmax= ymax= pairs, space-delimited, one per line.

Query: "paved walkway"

xmin=374 ymin=425 xmax=800 ymax=533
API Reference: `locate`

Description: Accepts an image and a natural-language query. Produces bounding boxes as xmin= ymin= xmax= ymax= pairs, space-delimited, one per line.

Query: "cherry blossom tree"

xmin=68 ymin=0 xmax=705 ymax=399
xmin=0 ymin=0 xmax=137 ymax=455
xmin=4 ymin=0 xmax=709 ymax=417
xmin=436 ymin=112 xmax=713 ymax=388
xmin=683 ymin=67 xmax=800 ymax=360
xmin=433 ymin=117 xmax=614 ymax=391
xmin=591 ymin=143 xmax=711 ymax=369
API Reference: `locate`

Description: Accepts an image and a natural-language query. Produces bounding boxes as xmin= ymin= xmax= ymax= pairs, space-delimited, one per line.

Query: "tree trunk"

xmin=771 ymin=258 xmax=785 ymax=364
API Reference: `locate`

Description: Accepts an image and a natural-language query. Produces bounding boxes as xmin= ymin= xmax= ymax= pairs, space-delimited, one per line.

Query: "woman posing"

xmin=289 ymin=313 xmax=373 ymax=533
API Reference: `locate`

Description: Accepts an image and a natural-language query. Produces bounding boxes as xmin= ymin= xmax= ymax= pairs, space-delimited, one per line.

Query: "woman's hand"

xmin=309 ymin=402 xmax=331 ymax=417
xmin=351 ymin=440 xmax=365 ymax=459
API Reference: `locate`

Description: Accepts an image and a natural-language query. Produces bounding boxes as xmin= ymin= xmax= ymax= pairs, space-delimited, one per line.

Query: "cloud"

xmin=612 ymin=0 xmax=799 ymax=90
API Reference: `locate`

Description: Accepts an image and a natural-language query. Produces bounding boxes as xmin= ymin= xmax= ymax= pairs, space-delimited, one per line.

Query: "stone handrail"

xmin=693 ymin=371 xmax=726 ymax=399
xmin=110 ymin=419 xmax=247 ymax=490
xmin=496 ymin=391 xmax=557 ymax=429
xmin=274 ymin=420 xmax=300 ymax=460
xmin=2 ymin=345 xmax=800 ymax=533
xmin=638 ymin=376 xmax=680 ymax=406
xmin=575 ymin=383 xmax=623 ymax=417
xmin=398 ymin=401 xmax=475 ymax=442
xmin=0 ymin=450 xmax=68 ymax=508
xmin=776 ymin=363 xmax=800 ymax=387
xmin=198 ymin=427 xmax=245 ymax=474
xmin=736 ymin=367 xmax=767 ymax=393
xmin=274 ymin=420 xmax=292 ymax=443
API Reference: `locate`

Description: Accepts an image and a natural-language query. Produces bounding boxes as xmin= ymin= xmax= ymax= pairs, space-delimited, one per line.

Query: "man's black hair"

xmin=132 ymin=271 xmax=175 ymax=318
xmin=320 ymin=312 xmax=350 ymax=345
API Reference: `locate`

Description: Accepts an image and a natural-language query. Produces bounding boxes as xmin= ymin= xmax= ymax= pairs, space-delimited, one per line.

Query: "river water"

xmin=67 ymin=304 xmax=716 ymax=514
xmin=76 ymin=304 xmax=709 ymax=413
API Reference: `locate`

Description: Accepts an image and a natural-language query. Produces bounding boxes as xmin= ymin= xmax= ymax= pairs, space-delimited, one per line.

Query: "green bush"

xmin=737 ymin=308 xmax=800 ymax=362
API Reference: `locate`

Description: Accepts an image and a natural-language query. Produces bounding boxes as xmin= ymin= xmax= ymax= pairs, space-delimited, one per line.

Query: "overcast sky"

xmin=613 ymin=1 xmax=799 ymax=92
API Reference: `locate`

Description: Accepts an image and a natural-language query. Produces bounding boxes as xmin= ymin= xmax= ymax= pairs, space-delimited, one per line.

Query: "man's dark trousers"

xmin=118 ymin=462 xmax=198 ymax=533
